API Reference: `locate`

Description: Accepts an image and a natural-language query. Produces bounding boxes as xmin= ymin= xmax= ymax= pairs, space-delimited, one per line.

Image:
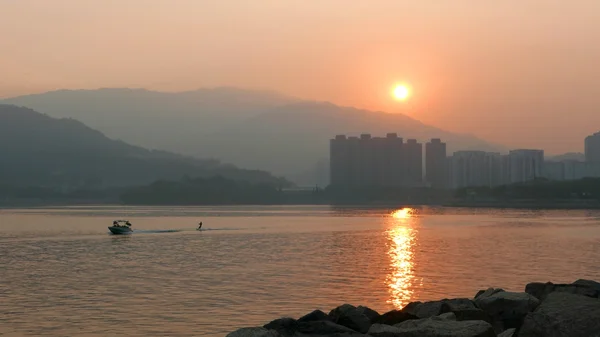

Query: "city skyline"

xmin=330 ymin=131 xmax=600 ymax=189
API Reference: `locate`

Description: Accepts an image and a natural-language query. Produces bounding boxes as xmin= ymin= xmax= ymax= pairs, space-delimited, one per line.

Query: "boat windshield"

xmin=112 ymin=220 xmax=132 ymax=227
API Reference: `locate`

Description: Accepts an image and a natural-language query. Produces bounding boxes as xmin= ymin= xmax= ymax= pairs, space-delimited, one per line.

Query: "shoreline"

xmin=2 ymin=201 xmax=600 ymax=210
xmin=227 ymin=279 xmax=600 ymax=337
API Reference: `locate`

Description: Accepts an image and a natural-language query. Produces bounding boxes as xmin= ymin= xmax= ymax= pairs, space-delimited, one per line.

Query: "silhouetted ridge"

xmin=2 ymin=88 xmax=504 ymax=184
xmin=0 ymin=104 xmax=289 ymax=188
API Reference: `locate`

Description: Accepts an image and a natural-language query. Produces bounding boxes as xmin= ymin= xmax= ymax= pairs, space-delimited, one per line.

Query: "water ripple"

xmin=1 ymin=206 xmax=600 ymax=336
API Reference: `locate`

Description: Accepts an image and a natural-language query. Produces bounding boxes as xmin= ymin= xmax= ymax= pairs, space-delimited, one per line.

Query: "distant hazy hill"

xmin=3 ymin=88 xmax=504 ymax=184
xmin=0 ymin=104 xmax=288 ymax=188
xmin=2 ymin=87 xmax=297 ymax=152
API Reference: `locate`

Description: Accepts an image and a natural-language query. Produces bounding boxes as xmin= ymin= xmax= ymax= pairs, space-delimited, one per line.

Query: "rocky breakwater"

xmin=226 ymin=279 xmax=600 ymax=337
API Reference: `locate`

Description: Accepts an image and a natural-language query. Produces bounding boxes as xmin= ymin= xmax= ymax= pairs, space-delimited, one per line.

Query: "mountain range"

xmin=2 ymin=88 xmax=505 ymax=185
xmin=0 ymin=104 xmax=288 ymax=188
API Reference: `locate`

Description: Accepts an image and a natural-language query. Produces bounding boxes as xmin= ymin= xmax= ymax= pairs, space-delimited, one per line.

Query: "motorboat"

xmin=108 ymin=220 xmax=133 ymax=235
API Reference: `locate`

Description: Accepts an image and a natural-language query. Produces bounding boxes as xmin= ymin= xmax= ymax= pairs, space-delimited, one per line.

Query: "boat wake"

xmin=196 ymin=228 xmax=243 ymax=232
xmin=132 ymin=229 xmax=183 ymax=234
xmin=109 ymin=227 xmax=244 ymax=235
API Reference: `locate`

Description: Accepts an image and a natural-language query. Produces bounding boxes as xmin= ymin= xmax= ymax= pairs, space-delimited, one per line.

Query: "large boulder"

xmin=517 ymin=292 xmax=600 ymax=337
xmin=401 ymin=298 xmax=491 ymax=323
xmin=475 ymin=288 xmax=505 ymax=299
xmin=441 ymin=298 xmax=492 ymax=323
xmin=295 ymin=320 xmax=368 ymax=336
xmin=475 ymin=291 xmax=539 ymax=332
xmin=356 ymin=305 xmax=380 ymax=322
xmin=372 ymin=310 xmax=418 ymax=325
xmin=392 ymin=316 xmax=496 ymax=337
xmin=298 ymin=310 xmax=331 ymax=323
xmin=368 ymin=323 xmax=405 ymax=337
xmin=226 ymin=327 xmax=280 ymax=337
xmin=328 ymin=304 xmax=372 ymax=333
xmin=525 ymin=280 xmax=600 ymax=301
xmin=402 ymin=300 xmax=444 ymax=318
xmin=573 ymin=278 xmax=600 ymax=292
xmin=263 ymin=318 xmax=297 ymax=336
xmin=498 ymin=328 xmax=515 ymax=337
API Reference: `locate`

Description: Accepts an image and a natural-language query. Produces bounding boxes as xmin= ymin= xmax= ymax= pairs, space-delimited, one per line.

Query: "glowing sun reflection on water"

xmin=386 ymin=208 xmax=419 ymax=309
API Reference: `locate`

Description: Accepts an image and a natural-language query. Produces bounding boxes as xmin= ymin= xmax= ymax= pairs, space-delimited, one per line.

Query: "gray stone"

xmin=475 ymin=291 xmax=539 ymax=332
xmin=437 ymin=312 xmax=457 ymax=321
xmin=403 ymin=300 xmax=444 ymax=318
xmin=573 ymin=278 xmax=600 ymax=292
xmin=263 ymin=318 xmax=297 ymax=335
xmin=441 ymin=298 xmax=492 ymax=323
xmin=356 ymin=305 xmax=380 ymax=322
xmin=402 ymin=298 xmax=491 ymax=323
xmin=367 ymin=323 xmax=404 ymax=337
xmin=518 ymin=292 xmax=600 ymax=337
xmin=393 ymin=317 xmax=496 ymax=337
xmin=226 ymin=327 xmax=280 ymax=337
xmin=329 ymin=304 xmax=357 ymax=321
xmin=298 ymin=310 xmax=330 ymax=323
xmin=296 ymin=320 xmax=367 ymax=336
xmin=328 ymin=304 xmax=371 ymax=333
xmin=498 ymin=328 xmax=515 ymax=337
xmin=525 ymin=281 xmax=600 ymax=302
xmin=475 ymin=288 xmax=506 ymax=300
xmin=372 ymin=310 xmax=418 ymax=325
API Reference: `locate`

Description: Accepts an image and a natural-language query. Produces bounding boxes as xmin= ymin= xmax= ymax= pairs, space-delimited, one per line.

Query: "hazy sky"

xmin=2 ymin=1 xmax=599 ymax=153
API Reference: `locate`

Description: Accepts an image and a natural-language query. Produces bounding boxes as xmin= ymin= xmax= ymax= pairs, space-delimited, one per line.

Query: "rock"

xmin=401 ymin=301 xmax=422 ymax=314
xmin=226 ymin=327 xmax=280 ymax=337
xmin=517 ymin=292 xmax=600 ymax=337
xmin=393 ymin=317 xmax=496 ymax=337
xmin=372 ymin=310 xmax=418 ymax=325
xmin=329 ymin=304 xmax=357 ymax=321
xmin=356 ymin=305 xmax=380 ymax=322
xmin=367 ymin=323 xmax=404 ymax=337
xmin=402 ymin=298 xmax=491 ymax=323
xmin=263 ymin=318 xmax=297 ymax=335
xmin=573 ymin=278 xmax=600 ymax=292
xmin=498 ymin=328 xmax=515 ymax=337
xmin=328 ymin=304 xmax=372 ymax=333
xmin=402 ymin=300 xmax=444 ymax=318
xmin=295 ymin=320 xmax=367 ymax=336
xmin=441 ymin=298 xmax=492 ymax=323
xmin=526 ymin=281 xmax=600 ymax=301
xmin=475 ymin=291 xmax=540 ymax=333
xmin=475 ymin=288 xmax=506 ymax=300
xmin=436 ymin=312 xmax=457 ymax=320
xmin=297 ymin=310 xmax=331 ymax=323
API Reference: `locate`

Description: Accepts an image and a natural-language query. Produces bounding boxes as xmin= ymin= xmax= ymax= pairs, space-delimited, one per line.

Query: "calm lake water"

xmin=1 ymin=206 xmax=600 ymax=336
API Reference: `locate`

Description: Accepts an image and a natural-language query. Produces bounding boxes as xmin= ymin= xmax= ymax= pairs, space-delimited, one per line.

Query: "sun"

xmin=393 ymin=84 xmax=410 ymax=101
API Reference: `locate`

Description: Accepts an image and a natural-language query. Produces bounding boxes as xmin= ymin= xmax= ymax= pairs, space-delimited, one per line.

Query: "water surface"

xmin=1 ymin=206 xmax=599 ymax=336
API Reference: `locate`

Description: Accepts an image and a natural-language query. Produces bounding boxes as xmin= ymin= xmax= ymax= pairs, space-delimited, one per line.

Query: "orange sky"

xmin=1 ymin=1 xmax=599 ymax=154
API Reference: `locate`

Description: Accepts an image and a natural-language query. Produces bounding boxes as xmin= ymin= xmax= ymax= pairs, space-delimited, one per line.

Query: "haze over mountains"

xmin=0 ymin=104 xmax=287 ymax=189
xmin=3 ymin=88 xmax=504 ymax=185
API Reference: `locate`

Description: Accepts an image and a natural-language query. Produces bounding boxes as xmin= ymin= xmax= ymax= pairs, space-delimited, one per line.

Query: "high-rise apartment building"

xmin=330 ymin=133 xmax=406 ymax=187
xmin=508 ymin=149 xmax=544 ymax=183
xmin=585 ymin=132 xmax=600 ymax=163
xmin=404 ymin=139 xmax=423 ymax=186
xmin=329 ymin=135 xmax=350 ymax=187
xmin=448 ymin=151 xmax=505 ymax=188
xmin=449 ymin=151 xmax=487 ymax=188
xmin=425 ymin=138 xmax=447 ymax=188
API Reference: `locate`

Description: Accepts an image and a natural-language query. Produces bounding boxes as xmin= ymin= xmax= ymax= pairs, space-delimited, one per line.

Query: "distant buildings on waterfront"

xmin=329 ymin=132 xmax=600 ymax=189
xmin=586 ymin=132 xmax=600 ymax=163
xmin=329 ymin=133 xmax=422 ymax=188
